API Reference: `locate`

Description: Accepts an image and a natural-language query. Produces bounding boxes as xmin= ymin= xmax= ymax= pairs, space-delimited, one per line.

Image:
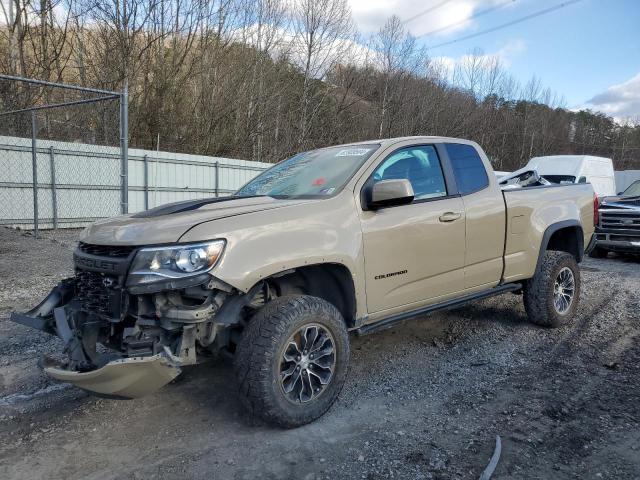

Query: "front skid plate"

xmin=44 ymin=354 xmax=182 ymax=399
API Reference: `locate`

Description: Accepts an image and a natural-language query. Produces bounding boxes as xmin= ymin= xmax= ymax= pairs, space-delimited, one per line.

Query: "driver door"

xmin=359 ymin=144 xmax=466 ymax=316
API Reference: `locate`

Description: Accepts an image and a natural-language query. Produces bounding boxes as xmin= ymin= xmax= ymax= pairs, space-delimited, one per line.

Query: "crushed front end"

xmin=10 ymin=240 xmax=261 ymax=398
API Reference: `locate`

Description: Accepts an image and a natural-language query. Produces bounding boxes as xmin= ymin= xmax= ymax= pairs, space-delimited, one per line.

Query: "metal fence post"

xmin=31 ymin=111 xmax=39 ymax=238
xmin=49 ymin=146 xmax=58 ymax=229
xmin=1 ymin=75 xmax=126 ymax=230
xmin=120 ymin=81 xmax=129 ymax=214
xmin=214 ymin=161 xmax=219 ymax=197
xmin=143 ymin=154 xmax=149 ymax=210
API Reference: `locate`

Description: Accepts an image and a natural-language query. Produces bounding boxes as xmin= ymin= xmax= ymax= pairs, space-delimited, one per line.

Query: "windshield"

xmin=622 ymin=181 xmax=640 ymax=196
xmin=235 ymin=144 xmax=380 ymax=198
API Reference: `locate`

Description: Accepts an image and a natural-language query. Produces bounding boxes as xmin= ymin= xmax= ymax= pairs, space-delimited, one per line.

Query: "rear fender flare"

xmin=534 ymin=220 xmax=584 ymax=275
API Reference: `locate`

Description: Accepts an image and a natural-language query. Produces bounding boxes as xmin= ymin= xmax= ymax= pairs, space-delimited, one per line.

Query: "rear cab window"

xmin=444 ymin=143 xmax=489 ymax=195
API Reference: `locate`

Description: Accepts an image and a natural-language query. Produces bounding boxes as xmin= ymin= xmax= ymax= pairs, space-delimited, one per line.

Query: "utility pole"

xmin=120 ymin=80 xmax=129 ymax=214
xmin=529 ymin=132 xmax=535 ymax=158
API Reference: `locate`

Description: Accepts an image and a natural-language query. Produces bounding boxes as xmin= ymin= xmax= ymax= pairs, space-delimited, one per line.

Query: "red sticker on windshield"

xmin=312 ymin=177 xmax=326 ymax=186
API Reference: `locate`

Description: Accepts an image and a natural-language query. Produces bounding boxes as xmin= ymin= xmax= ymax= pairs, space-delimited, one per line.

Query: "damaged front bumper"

xmin=10 ymin=281 xmax=184 ymax=398
xmin=41 ymin=354 xmax=181 ymax=399
xmin=10 ymin=256 xmax=262 ymax=398
xmin=11 ymin=242 xmax=263 ymax=399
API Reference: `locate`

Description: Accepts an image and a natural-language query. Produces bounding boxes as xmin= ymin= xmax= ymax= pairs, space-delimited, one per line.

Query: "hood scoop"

xmin=131 ymin=196 xmax=258 ymax=218
xmin=80 ymin=195 xmax=308 ymax=246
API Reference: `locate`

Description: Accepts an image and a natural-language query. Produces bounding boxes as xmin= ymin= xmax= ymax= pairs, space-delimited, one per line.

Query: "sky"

xmin=348 ymin=0 xmax=640 ymax=122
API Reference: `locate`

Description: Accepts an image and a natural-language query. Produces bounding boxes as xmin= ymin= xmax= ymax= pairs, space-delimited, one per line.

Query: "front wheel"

xmin=523 ymin=251 xmax=581 ymax=328
xmin=234 ymin=295 xmax=350 ymax=428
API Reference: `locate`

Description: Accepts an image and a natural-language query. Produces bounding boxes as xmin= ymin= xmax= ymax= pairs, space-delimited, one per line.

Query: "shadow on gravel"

xmin=583 ymin=253 xmax=640 ymax=277
xmin=163 ymin=361 xmax=253 ymax=423
xmin=444 ymin=293 xmax=529 ymax=329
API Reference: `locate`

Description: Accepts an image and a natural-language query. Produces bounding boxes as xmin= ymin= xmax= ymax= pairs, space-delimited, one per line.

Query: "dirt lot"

xmin=0 ymin=226 xmax=639 ymax=480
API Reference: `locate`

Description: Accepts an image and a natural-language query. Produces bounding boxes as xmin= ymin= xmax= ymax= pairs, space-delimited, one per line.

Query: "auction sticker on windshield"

xmin=336 ymin=148 xmax=373 ymax=157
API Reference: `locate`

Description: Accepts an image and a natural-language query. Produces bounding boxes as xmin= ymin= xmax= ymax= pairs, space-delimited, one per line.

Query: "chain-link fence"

xmin=0 ymin=75 xmax=126 ymax=240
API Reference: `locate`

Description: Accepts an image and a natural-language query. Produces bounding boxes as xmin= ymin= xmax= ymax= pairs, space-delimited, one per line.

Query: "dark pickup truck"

xmin=590 ymin=180 xmax=640 ymax=257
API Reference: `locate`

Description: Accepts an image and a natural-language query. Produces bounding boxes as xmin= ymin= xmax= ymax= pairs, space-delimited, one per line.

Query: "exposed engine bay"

xmin=11 ymin=242 xmax=271 ymax=398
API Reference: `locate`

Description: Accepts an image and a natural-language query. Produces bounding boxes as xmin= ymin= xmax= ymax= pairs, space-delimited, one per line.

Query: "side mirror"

xmin=367 ymin=179 xmax=414 ymax=210
xmin=617 ymin=192 xmax=623 ymax=195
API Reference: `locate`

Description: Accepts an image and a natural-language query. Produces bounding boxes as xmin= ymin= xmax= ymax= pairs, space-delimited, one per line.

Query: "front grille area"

xmin=600 ymin=212 xmax=640 ymax=232
xmin=78 ymin=242 xmax=136 ymax=258
xmin=75 ymin=270 xmax=119 ymax=317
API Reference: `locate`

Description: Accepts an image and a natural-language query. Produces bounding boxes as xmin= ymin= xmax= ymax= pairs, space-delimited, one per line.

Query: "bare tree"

xmin=1 ymin=0 xmax=638 ymax=169
xmin=292 ymin=0 xmax=354 ymax=147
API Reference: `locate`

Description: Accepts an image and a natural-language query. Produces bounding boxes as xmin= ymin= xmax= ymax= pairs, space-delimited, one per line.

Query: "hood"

xmin=600 ymin=195 xmax=640 ymax=209
xmin=80 ymin=196 xmax=312 ymax=245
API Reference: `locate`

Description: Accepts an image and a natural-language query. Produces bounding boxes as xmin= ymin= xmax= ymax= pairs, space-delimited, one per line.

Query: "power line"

xmin=403 ymin=1 xmax=454 ymax=25
xmin=416 ymin=0 xmax=517 ymax=38
xmin=427 ymin=0 xmax=584 ymax=49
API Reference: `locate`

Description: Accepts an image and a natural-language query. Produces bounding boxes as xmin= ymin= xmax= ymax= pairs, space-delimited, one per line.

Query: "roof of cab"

xmin=338 ymin=136 xmax=476 ymax=148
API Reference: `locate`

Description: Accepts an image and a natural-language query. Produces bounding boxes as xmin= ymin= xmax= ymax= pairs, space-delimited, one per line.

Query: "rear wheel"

xmin=523 ymin=251 xmax=581 ymax=328
xmin=234 ymin=295 xmax=349 ymax=428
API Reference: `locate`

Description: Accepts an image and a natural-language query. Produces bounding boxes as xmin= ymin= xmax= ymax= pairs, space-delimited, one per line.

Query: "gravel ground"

xmin=0 ymin=226 xmax=639 ymax=480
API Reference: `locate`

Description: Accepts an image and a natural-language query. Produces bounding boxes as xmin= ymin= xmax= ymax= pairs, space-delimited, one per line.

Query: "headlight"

xmin=127 ymin=240 xmax=225 ymax=286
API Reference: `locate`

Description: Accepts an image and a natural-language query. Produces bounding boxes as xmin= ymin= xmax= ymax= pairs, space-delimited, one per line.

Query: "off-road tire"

xmin=588 ymin=246 xmax=608 ymax=258
xmin=234 ymin=295 xmax=350 ymax=428
xmin=523 ymin=251 xmax=581 ymax=328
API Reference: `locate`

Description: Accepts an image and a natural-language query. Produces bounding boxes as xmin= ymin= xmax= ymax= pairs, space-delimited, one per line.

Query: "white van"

xmin=500 ymin=155 xmax=616 ymax=197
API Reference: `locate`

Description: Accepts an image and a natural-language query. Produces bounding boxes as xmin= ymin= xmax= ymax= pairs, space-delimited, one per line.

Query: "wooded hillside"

xmin=1 ymin=0 xmax=638 ymax=170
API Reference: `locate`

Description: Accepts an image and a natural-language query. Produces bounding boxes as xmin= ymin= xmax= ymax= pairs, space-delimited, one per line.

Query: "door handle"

xmin=439 ymin=211 xmax=461 ymax=222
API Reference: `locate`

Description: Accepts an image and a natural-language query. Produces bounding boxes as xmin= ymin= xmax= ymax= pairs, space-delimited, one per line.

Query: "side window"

xmin=372 ymin=145 xmax=447 ymax=201
xmin=445 ymin=143 xmax=489 ymax=195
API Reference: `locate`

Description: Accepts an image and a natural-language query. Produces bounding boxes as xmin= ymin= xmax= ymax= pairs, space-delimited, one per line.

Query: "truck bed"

xmin=501 ymin=183 xmax=595 ymax=283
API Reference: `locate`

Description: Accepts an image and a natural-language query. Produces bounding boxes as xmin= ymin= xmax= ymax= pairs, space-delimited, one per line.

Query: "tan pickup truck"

xmin=12 ymin=136 xmax=597 ymax=427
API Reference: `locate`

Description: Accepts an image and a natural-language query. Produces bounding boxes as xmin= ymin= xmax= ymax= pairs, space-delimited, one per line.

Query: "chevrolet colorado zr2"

xmin=11 ymin=136 xmax=597 ymax=427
